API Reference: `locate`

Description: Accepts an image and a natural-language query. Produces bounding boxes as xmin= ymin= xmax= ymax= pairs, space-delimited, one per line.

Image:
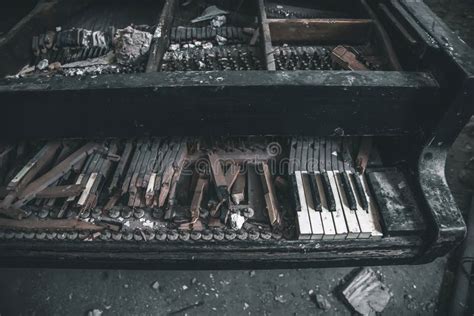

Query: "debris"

xmin=182 ymin=285 xmax=189 ymax=290
xmin=315 ymin=294 xmax=331 ymax=311
xmin=243 ymin=302 xmax=249 ymax=310
xmin=114 ymin=26 xmax=152 ymax=66
xmin=211 ymin=15 xmax=227 ymax=28
xmin=151 ymin=281 xmax=160 ymax=290
xmin=61 ymin=52 xmax=115 ymax=69
xmin=15 ymin=65 xmax=35 ymax=77
xmin=249 ymin=270 xmax=256 ymax=277
xmin=202 ymin=42 xmax=213 ymax=50
xmin=215 ymin=35 xmax=227 ymax=46
xmin=229 ymin=212 xmax=246 ymax=230
xmin=87 ymin=309 xmax=103 ymax=316
xmin=191 ymin=6 xmax=229 ymax=23
xmin=48 ymin=62 xmax=62 ymax=71
xmin=274 ymin=295 xmax=287 ymax=303
xmin=36 ymin=59 xmax=49 ymax=70
xmin=341 ymin=268 xmax=392 ymax=315
xmin=170 ymin=44 xmax=180 ymax=51
xmin=168 ymin=301 xmax=204 ymax=315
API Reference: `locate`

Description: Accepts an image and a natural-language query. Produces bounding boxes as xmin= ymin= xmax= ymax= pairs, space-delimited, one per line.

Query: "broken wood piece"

xmin=160 ymin=141 xmax=187 ymax=209
xmin=108 ymin=141 xmax=133 ymax=194
xmin=13 ymin=143 xmax=100 ymax=207
xmin=0 ymin=218 xmax=104 ymax=232
xmin=342 ymin=268 xmax=392 ymax=315
xmin=331 ymin=45 xmax=369 ymax=71
xmin=7 ymin=142 xmax=60 ymax=191
xmin=208 ymin=152 xmax=228 ymax=201
xmin=190 ymin=177 xmax=208 ymax=223
xmin=67 ymin=174 xmax=84 ymax=202
xmin=36 ymin=184 xmax=85 ymax=199
xmin=145 ymin=0 xmax=178 ymax=72
xmin=0 ymin=207 xmax=27 ymax=220
xmin=224 ymin=163 xmax=240 ymax=189
xmin=77 ymin=172 xmax=98 ymax=206
xmin=145 ymin=172 xmax=157 ymax=206
xmin=231 ymin=174 xmax=246 ymax=205
xmin=260 ymin=162 xmax=281 ymax=226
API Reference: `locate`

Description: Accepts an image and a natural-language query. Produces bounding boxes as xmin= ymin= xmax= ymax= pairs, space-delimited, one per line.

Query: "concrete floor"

xmin=0 ymin=1 xmax=473 ymax=315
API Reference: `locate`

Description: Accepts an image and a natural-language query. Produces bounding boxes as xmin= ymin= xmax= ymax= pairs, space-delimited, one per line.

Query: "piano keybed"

xmin=290 ymin=137 xmax=383 ymax=240
xmin=0 ymin=136 xmax=428 ymax=243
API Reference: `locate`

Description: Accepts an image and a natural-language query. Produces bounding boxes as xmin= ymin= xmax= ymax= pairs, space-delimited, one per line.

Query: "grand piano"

xmin=0 ymin=0 xmax=472 ymax=268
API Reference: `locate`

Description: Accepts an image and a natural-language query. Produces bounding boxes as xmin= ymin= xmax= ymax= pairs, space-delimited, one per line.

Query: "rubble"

xmin=315 ymin=294 xmax=331 ymax=311
xmin=215 ymin=35 xmax=227 ymax=46
xmin=36 ymin=59 xmax=49 ymax=70
xmin=341 ymin=268 xmax=392 ymax=315
xmin=113 ymin=26 xmax=152 ymax=66
xmin=211 ymin=15 xmax=227 ymax=28
xmin=229 ymin=212 xmax=246 ymax=230
xmin=87 ymin=309 xmax=103 ymax=316
xmin=151 ymin=281 xmax=160 ymax=290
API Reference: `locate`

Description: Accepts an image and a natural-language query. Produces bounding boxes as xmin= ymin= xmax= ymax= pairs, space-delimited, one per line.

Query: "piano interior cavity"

xmin=1 ymin=0 xmax=403 ymax=78
xmin=0 ymin=136 xmax=427 ymax=243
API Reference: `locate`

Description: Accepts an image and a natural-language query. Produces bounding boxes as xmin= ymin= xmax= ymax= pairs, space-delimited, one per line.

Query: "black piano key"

xmin=352 ymin=173 xmax=368 ymax=210
xmin=291 ymin=175 xmax=301 ymax=212
xmin=321 ymin=172 xmax=336 ymax=212
xmin=308 ymin=173 xmax=322 ymax=211
xmin=341 ymin=172 xmax=357 ymax=210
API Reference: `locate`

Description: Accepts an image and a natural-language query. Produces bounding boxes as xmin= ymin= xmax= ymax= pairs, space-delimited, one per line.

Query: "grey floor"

xmin=1 ymin=0 xmax=474 ymax=315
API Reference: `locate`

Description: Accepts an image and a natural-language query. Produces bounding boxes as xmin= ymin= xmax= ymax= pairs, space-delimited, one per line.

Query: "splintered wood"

xmin=0 ymin=138 xmax=285 ymax=237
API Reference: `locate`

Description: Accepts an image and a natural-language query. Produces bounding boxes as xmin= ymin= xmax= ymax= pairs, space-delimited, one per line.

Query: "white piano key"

xmin=326 ymin=171 xmax=348 ymax=239
xmin=314 ymin=172 xmax=336 ymax=240
xmin=294 ymin=171 xmax=312 ymax=240
xmin=347 ymin=171 xmax=372 ymax=238
xmin=334 ymin=171 xmax=361 ymax=239
xmin=302 ymin=172 xmax=324 ymax=240
xmin=360 ymin=173 xmax=383 ymax=238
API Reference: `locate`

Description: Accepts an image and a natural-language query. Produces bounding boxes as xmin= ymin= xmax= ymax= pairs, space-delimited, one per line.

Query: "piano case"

xmin=0 ymin=0 xmax=472 ymax=269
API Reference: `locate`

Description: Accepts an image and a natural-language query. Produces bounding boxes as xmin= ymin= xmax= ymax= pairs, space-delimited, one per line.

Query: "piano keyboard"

xmin=290 ymin=137 xmax=383 ymax=240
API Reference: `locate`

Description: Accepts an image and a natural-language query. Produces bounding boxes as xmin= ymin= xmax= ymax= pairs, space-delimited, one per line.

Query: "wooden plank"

xmin=331 ymin=45 xmax=369 ymax=71
xmin=159 ymin=141 xmax=186 ymax=208
xmin=231 ymin=174 xmax=246 ymax=205
xmin=0 ymin=218 xmax=104 ymax=232
xmin=258 ymin=0 xmax=276 ymax=70
xmin=190 ymin=178 xmax=208 ymax=223
xmin=268 ymin=18 xmax=373 ymax=44
xmin=224 ymin=163 xmax=240 ymax=189
xmin=260 ymin=162 xmax=281 ymax=227
xmin=13 ymin=143 xmax=99 ymax=207
xmin=7 ymin=142 xmax=61 ymax=192
xmin=145 ymin=0 xmax=178 ymax=73
xmin=36 ymin=184 xmax=85 ymax=199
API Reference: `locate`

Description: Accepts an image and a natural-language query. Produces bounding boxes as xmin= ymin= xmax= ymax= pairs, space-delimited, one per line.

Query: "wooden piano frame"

xmin=0 ymin=0 xmax=472 ymax=268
